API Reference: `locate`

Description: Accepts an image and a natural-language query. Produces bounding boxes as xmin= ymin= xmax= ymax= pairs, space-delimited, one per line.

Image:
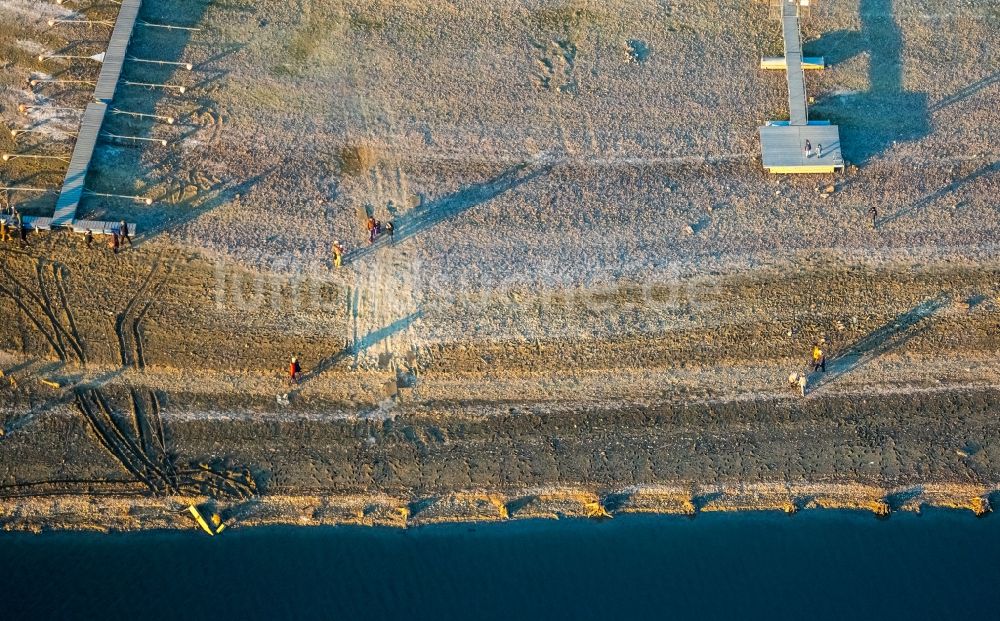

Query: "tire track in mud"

xmin=75 ymin=385 xmax=258 ymax=499
xmin=52 ymin=262 xmax=87 ymax=365
xmin=74 ymin=390 xmax=162 ymax=493
xmin=91 ymin=390 xmax=174 ymax=489
xmin=0 ymin=259 xmax=87 ymax=365
xmin=35 ymin=260 xmax=86 ymax=364
xmin=1 ymin=252 xmax=257 ymax=501
xmin=149 ymin=390 xmax=168 ymax=455
xmin=0 ymin=280 xmax=66 ymax=361
xmin=34 ymin=262 xmax=70 ymax=362
xmin=0 ymin=479 xmax=148 ymax=499
xmin=0 ymin=262 xmax=80 ymax=363
xmin=115 ymin=254 xmax=163 ymax=370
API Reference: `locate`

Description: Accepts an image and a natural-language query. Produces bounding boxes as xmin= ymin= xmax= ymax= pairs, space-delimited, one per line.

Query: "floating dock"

xmin=757 ymin=0 xmax=844 ymax=174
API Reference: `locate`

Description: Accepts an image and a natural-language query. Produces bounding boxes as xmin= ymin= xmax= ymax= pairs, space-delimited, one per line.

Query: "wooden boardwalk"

xmin=757 ymin=0 xmax=844 ymax=174
xmin=759 ymin=123 xmax=844 ymax=173
xmin=52 ymin=103 xmax=107 ymax=227
xmin=94 ymin=0 xmax=143 ymax=103
xmin=50 ymin=0 xmax=142 ymax=229
xmin=1 ymin=215 xmax=132 ymax=235
xmin=781 ymin=0 xmax=809 ymax=126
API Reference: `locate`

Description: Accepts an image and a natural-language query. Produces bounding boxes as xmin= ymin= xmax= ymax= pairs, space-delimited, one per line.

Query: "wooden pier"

xmin=757 ymin=0 xmax=844 ymax=174
xmin=49 ymin=1 xmax=142 ymax=232
xmin=94 ymin=0 xmax=143 ymax=103
xmin=52 ymin=103 xmax=107 ymax=227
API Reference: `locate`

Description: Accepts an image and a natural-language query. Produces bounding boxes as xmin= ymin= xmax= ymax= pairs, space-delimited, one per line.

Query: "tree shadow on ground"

xmin=692 ymin=490 xmax=723 ymax=512
xmin=505 ymin=496 xmax=536 ymax=518
xmin=807 ymin=0 xmax=929 ymax=165
xmin=886 ymin=486 xmax=924 ymax=511
xmin=809 ymin=295 xmax=948 ymax=392
xmin=344 ymin=161 xmax=553 ymax=265
xmin=929 ymin=71 xmax=1000 ymax=114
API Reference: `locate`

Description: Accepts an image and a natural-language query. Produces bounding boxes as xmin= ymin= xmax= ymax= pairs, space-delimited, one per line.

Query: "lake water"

xmin=2 ymin=510 xmax=999 ymax=620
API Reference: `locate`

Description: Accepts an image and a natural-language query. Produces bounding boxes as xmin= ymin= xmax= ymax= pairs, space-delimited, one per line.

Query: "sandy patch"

xmin=0 ymin=0 xmax=75 ymax=20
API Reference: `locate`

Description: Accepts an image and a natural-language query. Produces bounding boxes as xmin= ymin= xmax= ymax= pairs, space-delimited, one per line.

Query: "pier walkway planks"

xmin=51 ymin=0 xmax=142 ymax=229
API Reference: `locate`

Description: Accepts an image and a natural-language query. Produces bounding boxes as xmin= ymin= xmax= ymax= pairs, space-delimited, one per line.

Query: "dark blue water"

xmin=2 ymin=510 xmax=998 ymax=621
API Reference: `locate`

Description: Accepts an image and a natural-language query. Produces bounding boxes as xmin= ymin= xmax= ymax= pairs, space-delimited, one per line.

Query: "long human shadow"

xmin=808 ymin=0 xmax=929 ymax=165
xmin=808 ymin=295 xmax=948 ymax=391
xmin=879 ymin=159 xmax=1000 ymax=226
xmin=291 ymin=310 xmax=423 ymax=393
xmin=929 ymin=71 xmax=1000 ymax=113
xmin=344 ymin=161 xmax=553 ymax=265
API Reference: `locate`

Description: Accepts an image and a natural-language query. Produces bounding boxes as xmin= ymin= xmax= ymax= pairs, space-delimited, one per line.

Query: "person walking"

xmin=366 ymin=216 xmax=376 ymax=244
xmin=817 ymin=143 xmax=824 ymax=158
xmin=811 ymin=343 xmax=826 ymax=373
xmin=16 ymin=219 xmax=27 ymax=246
xmin=868 ymin=206 xmax=878 ymax=229
xmin=385 ymin=221 xmax=394 ymax=244
xmin=331 ymin=240 xmax=344 ymax=268
xmin=288 ymin=355 xmax=302 ymax=385
xmin=803 ymin=139 xmax=812 ymax=158
xmin=0 ymin=218 xmax=10 ymax=243
xmin=110 ymin=230 xmax=120 ymax=254
xmin=797 ymin=373 xmax=807 ymax=397
xmin=84 ymin=229 xmax=94 ymax=246
xmin=119 ymin=221 xmax=132 ymax=249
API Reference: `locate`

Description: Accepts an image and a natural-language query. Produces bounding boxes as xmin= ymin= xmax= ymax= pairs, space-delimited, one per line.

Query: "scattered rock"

xmin=683 ymin=224 xmax=694 ymax=235
xmin=972 ymin=496 xmax=991 ymax=517
xmin=823 ymin=184 xmax=836 ymax=194
xmin=956 ymin=448 xmax=970 ymax=458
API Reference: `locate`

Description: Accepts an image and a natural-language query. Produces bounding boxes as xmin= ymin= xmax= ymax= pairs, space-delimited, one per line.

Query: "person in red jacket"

xmin=289 ymin=356 xmax=301 ymax=384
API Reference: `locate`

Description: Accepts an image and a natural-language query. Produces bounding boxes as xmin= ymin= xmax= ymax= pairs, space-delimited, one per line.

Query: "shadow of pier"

xmin=808 ymin=0 xmax=929 ymax=165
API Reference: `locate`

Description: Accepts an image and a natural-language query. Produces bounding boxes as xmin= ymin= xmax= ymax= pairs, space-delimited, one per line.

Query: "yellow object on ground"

xmin=188 ymin=505 xmax=217 ymax=536
xmin=767 ymin=165 xmax=839 ymax=174
xmin=760 ymin=56 xmax=825 ymax=70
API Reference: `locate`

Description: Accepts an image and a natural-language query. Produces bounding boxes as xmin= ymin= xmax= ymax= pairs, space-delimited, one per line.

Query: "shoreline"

xmin=1 ymin=482 xmax=993 ymax=535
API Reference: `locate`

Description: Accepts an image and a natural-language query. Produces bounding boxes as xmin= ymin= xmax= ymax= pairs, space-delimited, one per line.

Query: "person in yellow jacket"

xmin=331 ymin=241 xmax=344 ymax=268
xmin=0 ymin=219 xmax=10 ymax=243
xmin=811 ymin=344 xmax=826 ymax=372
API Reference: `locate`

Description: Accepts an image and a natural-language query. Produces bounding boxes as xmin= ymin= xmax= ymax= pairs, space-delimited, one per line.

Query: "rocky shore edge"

xmin=0 ymin=482 xmax=995 ymax=534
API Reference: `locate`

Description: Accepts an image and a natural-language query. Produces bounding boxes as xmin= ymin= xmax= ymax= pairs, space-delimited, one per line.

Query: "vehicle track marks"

xmin=52 ymin=262 xmax=87 ymax=365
